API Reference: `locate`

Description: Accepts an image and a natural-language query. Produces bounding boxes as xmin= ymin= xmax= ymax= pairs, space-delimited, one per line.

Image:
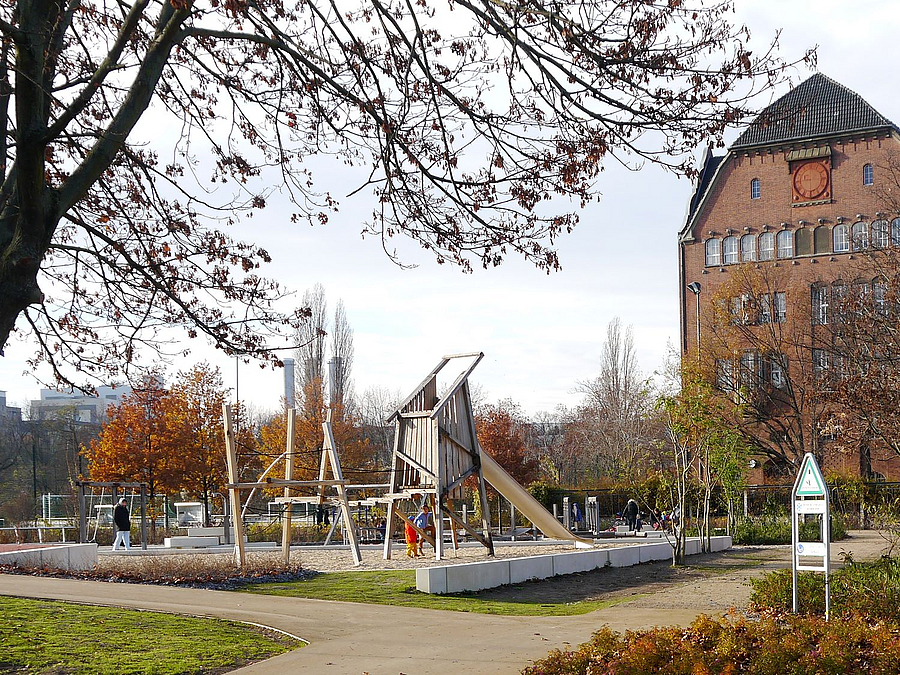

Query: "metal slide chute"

xmin=479 ymin=448 xmax=593 ymax=547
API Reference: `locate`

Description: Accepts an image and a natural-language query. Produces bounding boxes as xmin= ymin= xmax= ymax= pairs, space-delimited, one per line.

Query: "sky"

xmin=1 ymin=0 xmax=897 ymax=417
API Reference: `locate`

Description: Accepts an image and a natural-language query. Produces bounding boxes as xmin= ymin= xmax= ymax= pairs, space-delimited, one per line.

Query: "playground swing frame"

xmin=76 ymin=480 xmax=149 ymax=550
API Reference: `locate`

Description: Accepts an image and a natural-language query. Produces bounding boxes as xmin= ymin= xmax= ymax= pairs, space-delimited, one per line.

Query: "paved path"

xmin=0 ymin=530 xmax=889 ymax=675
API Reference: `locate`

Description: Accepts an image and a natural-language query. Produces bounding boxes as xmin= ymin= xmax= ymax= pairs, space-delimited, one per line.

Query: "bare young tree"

xmin=0 ymin=0 xmax=807 ymax=391
xmin=296 ymin=284 xmax=328 ymax=404
xmin=574 ymin=318 xmax=657 ymax=481
xmin=330 ymin=300 xmax=354 ymax=407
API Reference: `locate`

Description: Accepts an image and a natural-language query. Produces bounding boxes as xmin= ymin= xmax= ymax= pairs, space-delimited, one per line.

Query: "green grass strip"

xmin=0 ymin=595 xmax=299 ymax=675
xmin=242 ymin=569 xmax=632 ymax=616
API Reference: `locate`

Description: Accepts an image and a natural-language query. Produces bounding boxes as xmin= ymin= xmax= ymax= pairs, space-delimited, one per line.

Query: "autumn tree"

xmin=814 ymin=245 xmax=900 ymax=477
xmin=704 ymin=264 xmax=827 ymax=477
xmin=524 ymin=408 xmax=572 ymax=486
xmin=0 ymin=0 xmax=807 ymax=393
xmin=260 ymin=378 xmax=373 ymax=491
xmin=168 ymin=363 xmax=227 ymax=525
xmin=84 ymin=374 xmax=178 ymax=533
xmin=476 ymin=400 xmax=539 ymax=489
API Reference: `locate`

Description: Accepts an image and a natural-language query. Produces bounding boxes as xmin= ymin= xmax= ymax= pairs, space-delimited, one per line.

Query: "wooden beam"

xmin=394 ymin=450 xmax=437 ymax=480
xmin=444 ymin=465 xmax=479 ymax=496
xmin=223 ymin=404 xmax=247 ymax=570
xmin=439 ymin=426 xmax=478 ymax=458
xmin=226 ymin=479 xmax=346 ymax=489
xmin=429 ymin=352 xmax=484 ymax=420
xmin=281 ymin=408 xmax=295 ymax=565
xmin=323 ymin=411 xmax=362 ymax=566
xmin=443 ymin=506 xmax=492 ymax=551
xmin=392 ymin=508 xmax=435 ymax=548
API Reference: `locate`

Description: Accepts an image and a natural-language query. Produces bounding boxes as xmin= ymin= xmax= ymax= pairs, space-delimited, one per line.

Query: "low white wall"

xmin=0 ymin=543 xmax=98 ymax=571
xmin=416 ymin=536 xmax=732 ymax=594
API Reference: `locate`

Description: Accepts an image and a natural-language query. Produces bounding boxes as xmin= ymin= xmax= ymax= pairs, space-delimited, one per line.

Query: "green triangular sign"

xmin=795 ymin=455 xmax=826 ymax=497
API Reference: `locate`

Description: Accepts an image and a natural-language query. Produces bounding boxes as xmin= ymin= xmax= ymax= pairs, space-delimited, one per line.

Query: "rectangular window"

xmin=812 ymin=286 xmax=828 ymax=325
xmin=759 ymin=294 xmax=772 ymax=324
xmin=875 ymin=281 xmax=887 ymax=314
xmin=769 ymin=356 xmax=786 ymax=389
xmin=812 ymin=348 xmax=829 ymax=373
xmin=774 ymin=292 xmax=786 ymax=323
xmin=740 ymin=351 xmax=758 ymax=389
xmin=716 ymin=360 xmax=735 ymax=392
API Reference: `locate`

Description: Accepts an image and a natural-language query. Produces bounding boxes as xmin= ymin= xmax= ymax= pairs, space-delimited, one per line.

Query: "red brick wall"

xmin=680 ymin=132 xmax=900 ymax=480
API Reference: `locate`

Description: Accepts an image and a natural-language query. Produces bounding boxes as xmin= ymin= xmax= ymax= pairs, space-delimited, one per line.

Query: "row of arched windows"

xmin=748 ymin=164 xmax=874 ymax=199
xmin=705 ymin=218 xmax=900 ymax=266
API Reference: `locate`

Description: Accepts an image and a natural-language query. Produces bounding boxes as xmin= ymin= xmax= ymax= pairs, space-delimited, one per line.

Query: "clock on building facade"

xmin=792 ymin=158 xmax=831 ymax=203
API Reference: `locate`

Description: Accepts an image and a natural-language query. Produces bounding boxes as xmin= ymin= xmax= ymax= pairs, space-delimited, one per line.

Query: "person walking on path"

xmin=623 ymin=498 xmax=639 ymax=532
xmin=113 ymin=497 xmax=131 ymax=551
xmin=414 ymin=503 xmax=435 ymax=556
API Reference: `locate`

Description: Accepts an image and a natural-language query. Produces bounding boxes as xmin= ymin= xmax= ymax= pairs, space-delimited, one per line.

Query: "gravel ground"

xmin=294 ymin=539 xmax=637 ymax=572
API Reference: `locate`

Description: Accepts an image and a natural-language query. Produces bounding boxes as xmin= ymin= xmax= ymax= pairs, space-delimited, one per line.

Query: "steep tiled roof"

xmin=683 ymin=148 xmax=723 ymax=228
xmin=733 ymin=73 xmax=897 ymax=149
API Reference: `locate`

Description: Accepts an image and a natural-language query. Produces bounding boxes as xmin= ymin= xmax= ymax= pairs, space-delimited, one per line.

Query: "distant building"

xmin=0 ymin=391 xmax=22 ymax=421
xmin=30 ymin=385 xmax=133 ymax=424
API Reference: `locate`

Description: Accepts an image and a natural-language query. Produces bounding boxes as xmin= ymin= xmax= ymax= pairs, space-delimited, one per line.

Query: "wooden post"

xmin=323 ymin=412 xmax=362 ymax=566
xmin=433 ymin=422 xmax=444 ymax=561
xmin=281 ymin=408 xmax=295 ymax=565
xmin=78 ymin=483 xmax=86 ymax=543
xmin=447 ymin=498 xmax=459 ymax=550
xmin=223 ymin=404 xmax=247 ymax=570
xmin=383 ymin=420 xmax=402 ymax=560
xmin=139 ymin=484 xmax=147 ymax=550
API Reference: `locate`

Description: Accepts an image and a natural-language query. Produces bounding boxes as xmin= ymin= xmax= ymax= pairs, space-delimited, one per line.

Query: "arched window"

xmin=704 ymin=239 xmax=721 ymax=266
xmin=852 ymin=222 xmax=869 ymax=251
xmin=758 ymin=232 xmax=775 ymax=260
xmin=776 ymin=230 xmax=793 ymax=259
xmin=833 ymin=223 xmax=850 ymax=252
xmin=814 ymin=226 xmax=830 ymax=254
xmin=872 ymin=220 xmax=889 ymax=248
xmin=864 ymin=164 xmax=874 ymax=186
xmin=892 ymin=218 xmax=900 ymax=247
xmin=723 ymin=236 xmax=739 ymax=264
xmin=795 ymin=227 xmax=813 ymax=256
xmin=741 ymin=234 xmax=757 ymax=262
xmin=751 ymin=178 xmax=761 ymax=200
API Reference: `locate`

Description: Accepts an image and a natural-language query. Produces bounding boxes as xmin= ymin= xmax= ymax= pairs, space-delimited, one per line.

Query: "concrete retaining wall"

xmin=0 ymin=543 xmax=98 ymax=571
xmin=416 ymin=536 xmax=732 ymax=594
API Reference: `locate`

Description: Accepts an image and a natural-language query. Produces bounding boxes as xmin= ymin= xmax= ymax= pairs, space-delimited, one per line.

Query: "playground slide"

xmin=479 ymin=448 xmax=593 ymax=547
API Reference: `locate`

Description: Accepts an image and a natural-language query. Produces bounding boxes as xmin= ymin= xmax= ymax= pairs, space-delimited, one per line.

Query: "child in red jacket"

xmin=405 ymin=518 xmax=419 ymax=557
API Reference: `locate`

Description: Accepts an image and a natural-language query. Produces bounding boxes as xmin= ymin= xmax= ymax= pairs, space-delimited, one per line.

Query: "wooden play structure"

xmin=381 ymin=352 xmax=495 ymax=561
xmin=222 ymin=351 xmax=589 ymax=569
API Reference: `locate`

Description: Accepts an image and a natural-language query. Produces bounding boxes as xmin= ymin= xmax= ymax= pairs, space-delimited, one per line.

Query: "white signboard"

xmin=791 ymin=453 xmax=831 ymax=620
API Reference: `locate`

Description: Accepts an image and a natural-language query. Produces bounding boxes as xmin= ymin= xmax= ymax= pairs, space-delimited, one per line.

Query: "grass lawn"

xmin=0 ymin=595 xmax=300 ymax=675
xmin=241 ymin=569 xmax=633 ymax=616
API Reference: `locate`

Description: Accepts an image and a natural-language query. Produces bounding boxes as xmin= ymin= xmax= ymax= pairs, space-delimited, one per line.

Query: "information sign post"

xmin=791 ymin=453 xmax=831 ymax=620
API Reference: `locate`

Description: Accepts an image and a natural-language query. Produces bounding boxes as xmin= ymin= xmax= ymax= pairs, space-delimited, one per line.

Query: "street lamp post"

xmin=687 ymin=282 xmax=702 ymax=361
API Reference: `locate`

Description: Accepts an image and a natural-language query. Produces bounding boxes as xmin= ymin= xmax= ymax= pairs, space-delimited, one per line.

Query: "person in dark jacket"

xmin=623 ymin=498 xmax=639 ymax=532
xmin=113 ymin=497 xmax=131 ymax=551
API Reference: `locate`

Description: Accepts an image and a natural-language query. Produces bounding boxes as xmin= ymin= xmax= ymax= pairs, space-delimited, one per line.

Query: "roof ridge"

xmin=732 ymin=72 xmax=897 ymax=149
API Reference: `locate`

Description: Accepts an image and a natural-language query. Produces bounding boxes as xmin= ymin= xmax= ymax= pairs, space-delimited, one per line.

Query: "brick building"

xmin=678 ymin=73 xmax=900 ymax=482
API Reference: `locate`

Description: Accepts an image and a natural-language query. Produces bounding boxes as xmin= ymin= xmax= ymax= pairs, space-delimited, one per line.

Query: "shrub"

xmin=0 ymin=551 xmax=310 ymax=589
xmin=523 ymin=613 xmax=900 ymax=675
xmin=731 ymin=514 xmax=846 ymax=545
xmin=750 ymin=556 xmax=900 ymax=620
